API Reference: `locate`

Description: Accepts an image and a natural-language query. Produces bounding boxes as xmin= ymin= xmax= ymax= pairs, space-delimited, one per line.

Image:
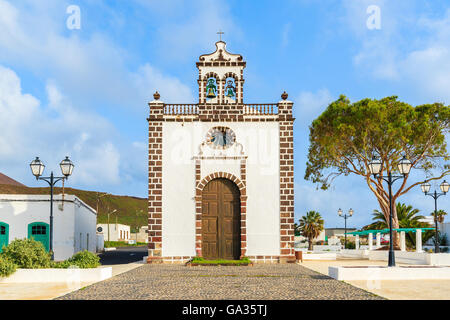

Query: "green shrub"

xmin=190 ymin=256 xmax=251 ymax=265
xmin=50 ymin=260 xmax=73 ymax=269
xmin=66 ymin=250 xmax=100 ymax=268
xmin=0 ymin=255 xmax=17 ymax=277
xmin=345 ymin=242 xmax=356 ymax=249
xmin=2 ymin=239 xmax=51 ymax=269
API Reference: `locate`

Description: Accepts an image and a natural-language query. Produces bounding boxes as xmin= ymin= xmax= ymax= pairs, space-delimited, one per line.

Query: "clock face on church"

xmin=206 ymin=127 xmax=236 ymax=149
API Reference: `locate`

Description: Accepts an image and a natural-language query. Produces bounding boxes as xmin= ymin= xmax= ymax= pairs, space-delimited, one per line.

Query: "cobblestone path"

xmin=57 ymin=264 xmax=384 ymax=300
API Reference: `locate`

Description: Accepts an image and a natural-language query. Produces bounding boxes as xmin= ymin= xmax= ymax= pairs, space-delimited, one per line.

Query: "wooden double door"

xmin=202 ymin=178 xmax=241 ymax=260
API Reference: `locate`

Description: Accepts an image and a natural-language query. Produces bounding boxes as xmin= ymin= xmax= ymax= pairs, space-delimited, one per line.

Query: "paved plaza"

xmin=57 ymin=264 xmax=383 ymax=300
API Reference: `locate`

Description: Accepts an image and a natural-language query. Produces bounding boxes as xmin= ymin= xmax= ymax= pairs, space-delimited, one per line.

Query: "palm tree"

xmin=362 ymin=203 xmax=433 ymax=248
xmin=432 ymin=209 xmax=447 ymax=223
xmin=298 ymin=211 xmax=324 ymax=251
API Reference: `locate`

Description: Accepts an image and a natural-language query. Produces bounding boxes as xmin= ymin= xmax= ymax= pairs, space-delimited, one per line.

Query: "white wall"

xmin=74 ymin=198 xmax=97 ymax=254
xmin=0 ymin=194 xmax=97 ymax=261
xmin=161 ymin=121 xmax=280 ymax=257
xmin=97 ymin=224 xmax=130 ymax=242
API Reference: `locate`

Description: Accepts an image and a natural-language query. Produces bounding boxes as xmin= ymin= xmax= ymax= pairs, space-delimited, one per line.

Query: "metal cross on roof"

xmin=217 ymin=30 xmax=224 ymax=41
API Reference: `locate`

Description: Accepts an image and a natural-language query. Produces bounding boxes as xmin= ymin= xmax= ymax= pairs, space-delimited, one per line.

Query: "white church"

xmin=147 ymin=40 xmax=295 ymax=264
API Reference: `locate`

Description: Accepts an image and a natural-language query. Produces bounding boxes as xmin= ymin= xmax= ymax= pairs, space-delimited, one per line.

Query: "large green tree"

xmin=305 ymin=96 xmax=450 ymax=246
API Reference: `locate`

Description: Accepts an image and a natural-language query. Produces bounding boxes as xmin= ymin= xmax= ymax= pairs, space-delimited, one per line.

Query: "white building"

xmin=147 ymin=40 xmax=295 ymax=264
xmin=97 ymin=223 xmax=131 ymax=242
xmin=131 ymin=226 xmax=148 ymax=243
xmin=0 ymin=194 xmax=97 ymax=261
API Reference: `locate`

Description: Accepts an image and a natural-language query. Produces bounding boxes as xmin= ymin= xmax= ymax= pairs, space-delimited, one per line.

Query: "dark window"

xmin=32 ymin=225 xmax=46 ymax=235
xmin=0 ymin=226 xmax=5 ymax=235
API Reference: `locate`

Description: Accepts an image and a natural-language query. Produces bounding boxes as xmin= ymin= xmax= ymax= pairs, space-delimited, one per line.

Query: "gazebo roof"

xmin=345 ymin=228 xmax=434 ymax=235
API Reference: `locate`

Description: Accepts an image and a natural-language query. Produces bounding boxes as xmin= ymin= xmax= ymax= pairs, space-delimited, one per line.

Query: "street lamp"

xmin=338 ymin=208 xmax=353 ymax=249
xmin=369 ymin=155 xmax=412 ymax=267
xmin=107 ymin=209 xmax=117 ymax=242
xmin=30 ymin=156 xmax=74 ymax=259
xmin=421 ymin=180 xmax=449 ymax=253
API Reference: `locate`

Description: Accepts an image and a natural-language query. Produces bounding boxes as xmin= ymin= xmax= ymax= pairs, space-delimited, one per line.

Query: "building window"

xmin=32 ymin=225 xmax=46 ymax=235
xmin=0 ymin=226 xmax=5 ymax=235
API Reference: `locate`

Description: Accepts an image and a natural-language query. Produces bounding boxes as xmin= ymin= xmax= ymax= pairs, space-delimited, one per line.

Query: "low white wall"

xmin=338 ymin=249 xmax=370 ymax=259
xmin=329 ymin=266 xmax=450 ymax=281
xmin=302 ymin=252 xmax=337 ymax=260
xmin=0 ymin=267 xmax=112 ymax=283
xmin=313 ymin=245 xmax=341 ymax=252
xmin=428 ymin=253 xmax=450 ymax=266
xmin=369 ymin=251 xmax=450 ymax=265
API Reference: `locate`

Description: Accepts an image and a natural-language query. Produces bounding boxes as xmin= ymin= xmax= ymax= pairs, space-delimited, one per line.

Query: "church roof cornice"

xmin=198 ymin=41 xmax=244 ymax=65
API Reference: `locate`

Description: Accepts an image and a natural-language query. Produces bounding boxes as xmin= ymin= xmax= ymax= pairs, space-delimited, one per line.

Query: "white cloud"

xmin=281 ymin=23 xmax=291 ymax=48
xmin=344 ymin=1 xmax=450 ymax=103
xmin=0 ymin=65 xmax=124 ymax=188
xmin=0 ymin=0 xmax=194 ymax=109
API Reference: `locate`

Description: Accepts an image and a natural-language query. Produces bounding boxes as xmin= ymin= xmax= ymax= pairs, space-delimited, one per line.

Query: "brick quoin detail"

xmin=147 ymin=101 xmax=164 ymax=263
xmin=278 ymin=100 xmax=295 ymax=262
xmin=195 ymin=171 xmax=247 ymax=259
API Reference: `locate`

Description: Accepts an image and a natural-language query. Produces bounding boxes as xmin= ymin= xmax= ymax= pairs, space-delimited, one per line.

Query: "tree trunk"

xmin=379 ymin=200 xmax=400 ymax=248
xmin=308 ymin=239 xmax=313 ymax=251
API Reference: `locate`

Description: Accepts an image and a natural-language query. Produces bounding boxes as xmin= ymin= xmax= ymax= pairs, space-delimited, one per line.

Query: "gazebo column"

xmin=416 ymin=229 xmax=423 ymax=253
xmin=355 ymin=235 xmax=360 ymax=250
xmin=368 ymin=233 xmax=373 ymax=250
xmin=376 ymin=232 xmax=381 ymax=248
xmin=400 ymin=231 xmax=406 ymax=251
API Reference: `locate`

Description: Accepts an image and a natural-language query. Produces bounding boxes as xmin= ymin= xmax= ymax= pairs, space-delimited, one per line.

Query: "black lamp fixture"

xmin=30 ymin=156 xmax=74 ymax=259
xmin=369 ymin=155 xmax=412 ymax=267
xmin=421 ymin=180 xmax=449 ymax=253
xmin=338 ymin=208 xmax=353 ymax=249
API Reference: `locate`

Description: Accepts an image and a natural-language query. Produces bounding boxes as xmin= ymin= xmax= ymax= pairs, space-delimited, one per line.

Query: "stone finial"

xmin=281 ymin=91 xmax=288 ymax=100
xmin=153 ymin=91 xmax=160 ymax=100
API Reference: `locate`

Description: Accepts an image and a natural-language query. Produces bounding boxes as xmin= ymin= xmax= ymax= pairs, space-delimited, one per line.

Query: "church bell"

xmin=206 ymin=88 xmax=216 ymax=98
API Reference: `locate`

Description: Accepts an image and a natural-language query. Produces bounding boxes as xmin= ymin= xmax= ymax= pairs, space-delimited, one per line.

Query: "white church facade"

xmin=147 ymin=41 xmax=295 ymax=263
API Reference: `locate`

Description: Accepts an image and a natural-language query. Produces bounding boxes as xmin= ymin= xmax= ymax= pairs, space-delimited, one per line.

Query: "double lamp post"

xmin=420 ymin=180 xmax=449 ymax=253
xmin=30 ymin=156 xmax=75 ymax=259
xmin=338 ymin=208 xmax=353 ymax=249
xmin=368 ymin=155 xmax=412 ymax=267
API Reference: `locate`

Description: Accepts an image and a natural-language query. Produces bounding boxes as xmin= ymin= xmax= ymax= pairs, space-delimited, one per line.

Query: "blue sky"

xmin=0 ymin=0 xmax=449 ymax=229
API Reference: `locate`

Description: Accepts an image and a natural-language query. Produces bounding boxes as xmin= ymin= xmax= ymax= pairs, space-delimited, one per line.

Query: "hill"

xmin=0 ymin=172 xmax=25 ymax=186
xmin=0 ymin=184 xmax=147 ymax=231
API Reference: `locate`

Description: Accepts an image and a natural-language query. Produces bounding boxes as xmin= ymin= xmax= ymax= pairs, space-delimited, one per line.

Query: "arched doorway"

xmin=0 ymin=222 xmax=9 ymax=253
xmin=202 ymin=178 xmax=241 ymax=260
xmin=28 ymin=222 xmax=49 ymax=251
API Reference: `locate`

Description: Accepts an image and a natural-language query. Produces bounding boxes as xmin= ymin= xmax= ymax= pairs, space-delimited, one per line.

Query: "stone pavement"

xmin=57 ymin=264 xmax=383 ymax=300
xmin=301 ymin=259 xmax=450 ymax=300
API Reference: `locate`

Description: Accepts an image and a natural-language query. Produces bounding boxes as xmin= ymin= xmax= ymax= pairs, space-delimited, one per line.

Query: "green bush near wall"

xmin=1 ymin=239 xmax=51 ymax=269
xmin=0 ymin=255 xmax=17 ymax=277
xmin=66 ymin=250 xmax=100 ymax=268
xmin=50 ymin=251 xmax=100 ymax=269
